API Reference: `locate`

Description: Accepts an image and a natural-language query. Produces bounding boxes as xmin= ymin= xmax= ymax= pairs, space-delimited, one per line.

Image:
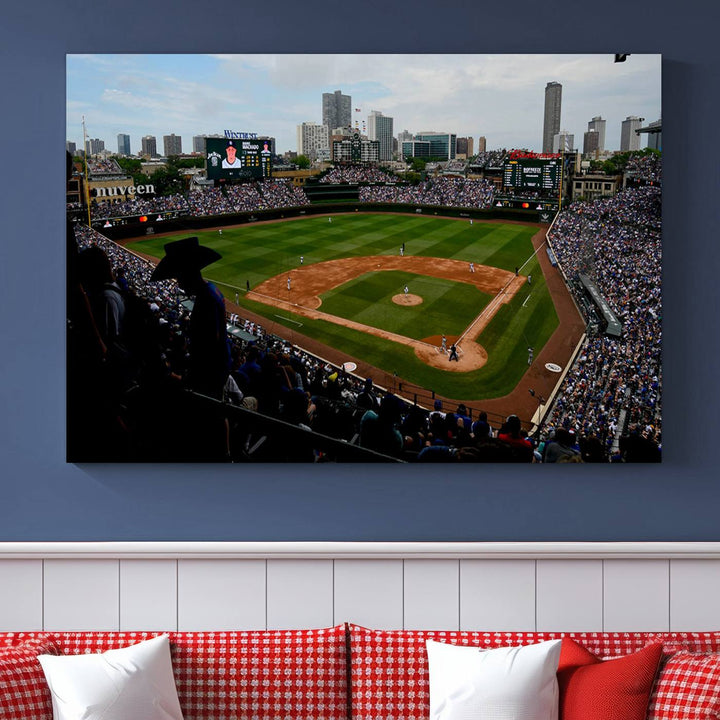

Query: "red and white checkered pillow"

xmin=648 ymin=632 xmax=720 ymax=654
xmin=45 ymin=627 xmax=348 ymax=720
xmin=348 ymin=625 xmax=651 ymax=720
xmin=0 ymin=634 xmax=60 ymax=720
xmin=647 ymin=652 xmax=720 ymax=720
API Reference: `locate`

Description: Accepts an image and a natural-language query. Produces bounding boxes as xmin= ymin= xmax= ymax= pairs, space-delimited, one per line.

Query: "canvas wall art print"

xmin=66 ymin=53 xmax=661 ymax=464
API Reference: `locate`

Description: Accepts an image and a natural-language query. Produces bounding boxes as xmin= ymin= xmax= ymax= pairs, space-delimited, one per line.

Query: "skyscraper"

xmin=477 ymin=136 xmax=487 ymax=153
xmin=553 ymin=130 xmax=574 ymax=153
xmin=297 ymin=122 xmax=329 ymax=160
xmin=322 ymin=90 xmax=352 ymax=132
xmin=542 ymin=82 xmax=562 ymax=153
xmin=163 ymin=133 xmax=182 ymax=156
xmin=117 ymin=133 xmax=131 ymax=155
xmin=141 ymin=135 xmax=157 ymax=158
xmin=583 ymin=129 xmax=600 ymax=156
xmin=86 ymin=138 xmax=105 ymax=155
xmin=620 ymin=116 xmax=644 ymax=151
xmin=367 ymin=111 xmax=394 ymax=161
xmin=66 ymin=141 xmax=76 ymax=155
xmin=587 ymin=116 xmax=606 ymax=152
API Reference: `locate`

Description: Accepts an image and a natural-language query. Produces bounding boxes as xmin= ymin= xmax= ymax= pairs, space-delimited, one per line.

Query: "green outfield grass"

xmin=130 ymin=213 xmax=558 ymax=400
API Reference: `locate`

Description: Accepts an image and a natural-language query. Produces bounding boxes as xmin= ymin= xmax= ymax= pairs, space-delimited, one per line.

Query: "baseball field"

xmin=128 ymin=213 xmax=559 ymax=402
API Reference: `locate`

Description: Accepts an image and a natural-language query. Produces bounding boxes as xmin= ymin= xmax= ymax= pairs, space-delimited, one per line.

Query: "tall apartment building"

xmin=542 ymin=82 xmax=562 ymax=153
xmin=66 ymin=141 xmax=76 ymax=155
xmin=322 ymin=90 xmax=352 ymax=132
xmin=367 ymin=111 xmax=394 ymax=161
xmin=141 ymin=135 xmax=158 ymax=158
xmin=583 ymin=129 xmax=600 ymax=156
xmin=553 ymin=130 xmax=574 ymax=153
xmin=397 ymin=129 xmax=413 ymax=147
xmin=193 ymin=135 xmax=206 ymax=153
xmin=455 ymin=137 xmax=474 ymax=159
xmin=163 ymin=133 xmax=182 ymax=156
xmin=297 ymin=122 xmax=329 ymax=161
xmin=587 ymin=116 xmax=606 ymax=152
xmin=117 ymin=134 xmax=131 ymax=156
xmin=477 ymin=136 xmax=487 ymax=153
xmin=620 ymin=116 xmax=644 ymax=151
xmin=86 ymin=138 xmax=105 ymax=155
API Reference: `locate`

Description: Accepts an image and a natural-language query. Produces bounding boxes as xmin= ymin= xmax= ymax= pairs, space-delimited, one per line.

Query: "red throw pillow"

xmin=557 ymin=637 xmax=663 ymax=720
xmin=0 ymin=635 xmax=60 ymax=720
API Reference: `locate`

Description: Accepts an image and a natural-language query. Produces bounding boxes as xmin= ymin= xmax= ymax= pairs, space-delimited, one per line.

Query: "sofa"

xmin=1 ymin=623 xmax=719 ymax=719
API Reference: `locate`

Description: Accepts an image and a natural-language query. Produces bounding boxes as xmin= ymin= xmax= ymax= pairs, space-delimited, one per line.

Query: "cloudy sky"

xmin=66 ymin=53 xmax=661 ymax=156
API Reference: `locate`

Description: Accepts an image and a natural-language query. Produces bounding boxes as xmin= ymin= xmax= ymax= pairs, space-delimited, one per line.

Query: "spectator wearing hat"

xmin=150 ymin=236 xmax=229 ymax=400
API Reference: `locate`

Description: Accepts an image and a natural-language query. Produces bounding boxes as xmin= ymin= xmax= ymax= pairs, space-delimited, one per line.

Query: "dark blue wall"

xmin=1 ymin=0 xmax=716 ymax=541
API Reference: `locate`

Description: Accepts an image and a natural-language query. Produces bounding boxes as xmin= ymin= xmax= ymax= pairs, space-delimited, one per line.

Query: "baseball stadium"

xmin=67 ymin=149 xmax=661 ymax=463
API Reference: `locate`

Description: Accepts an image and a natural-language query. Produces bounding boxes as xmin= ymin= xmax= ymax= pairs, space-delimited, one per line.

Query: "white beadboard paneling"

xmin=177 ymin=559 xmax=265 ymax=631
xmin=120 ymin=560 xmax=177 ymax=631
xmin=536 ymin=560 xmax=603 ymax=631
xmin=43 ymin=559 xmax=120 ymax=631
xmin=334 ymin=559 xmax=403 ymax=629
xmin=266 ymin=559 xmax=333 ymax=629
xmin=403 ymin=560 xmax=459 ymax=630
xmin=670 ymin=560 xmax=720 ymax=630
xmin=604 ymin=560 xmax=669 ymax=631
xmin=0 ymin=560 xmax=43 ymax=631
xmin=460 ymin=560 xmax=536 ymax=631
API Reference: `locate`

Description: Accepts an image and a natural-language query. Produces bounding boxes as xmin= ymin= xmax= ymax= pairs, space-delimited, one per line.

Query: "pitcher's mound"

xmin=393 ymin=293 xmax=423 ymax=306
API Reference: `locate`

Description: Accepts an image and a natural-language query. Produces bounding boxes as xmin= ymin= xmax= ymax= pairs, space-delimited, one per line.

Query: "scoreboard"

xmin=205 ymin=137 xmax=272 ymax=180
xmin=503 ymin=158 xmax=560 ymax=192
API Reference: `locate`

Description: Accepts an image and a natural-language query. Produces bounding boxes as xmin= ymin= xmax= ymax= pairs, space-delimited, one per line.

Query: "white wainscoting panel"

xmin=266 ymin=559 xmax=334 ymax=629
xmin=460 ymin=560 xmax=536 ymax=631
xmin=0 ymin=560 xmax=43 ymax=631
xmin=536 ymin=560 xmax=603 ymax=631
xmin=334 ymin=559 xmax=403 ymax=629
xmin=43 ymin=560 xmax=120 ymax=631
xmin=670 ymin=560 xmax=720 ymax=630
xmin=120 ymin=559 xmax=178 ymax=632
xmin=2 ymin=544 xmax=720 ymax=634
xmin=403 ymin=560 xmax=459 ymax=630
xmin=177 ymin=559 xmax=265 ymax=631
xmin=603 ymin=560 xmax=669 ymax=631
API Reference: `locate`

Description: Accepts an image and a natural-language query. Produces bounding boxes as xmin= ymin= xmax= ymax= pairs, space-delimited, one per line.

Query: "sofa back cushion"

xmin=1 ymin=626 xmax=348 ymax=720
xmin=348 ymin=625 xmax=651 ymax=720
xmin=0 ymin=634 xmax=60 ymax=720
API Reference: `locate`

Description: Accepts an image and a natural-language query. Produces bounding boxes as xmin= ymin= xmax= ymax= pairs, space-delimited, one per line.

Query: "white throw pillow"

xmin=38 ymin=634 xmax=184 ymax=720
xmin=426 ymin=638 xmax=562 ymax=720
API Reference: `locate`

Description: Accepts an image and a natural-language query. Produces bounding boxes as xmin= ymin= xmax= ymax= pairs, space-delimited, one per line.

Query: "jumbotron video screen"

xmin=205 ymin=137 xmax=272 ymax=180
xmin=503 ymin=157 xmax=560 ymax=192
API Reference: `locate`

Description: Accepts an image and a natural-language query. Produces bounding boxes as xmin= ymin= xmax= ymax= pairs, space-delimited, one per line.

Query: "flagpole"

xmin=82 ymin=116 xmax=91 ymax=227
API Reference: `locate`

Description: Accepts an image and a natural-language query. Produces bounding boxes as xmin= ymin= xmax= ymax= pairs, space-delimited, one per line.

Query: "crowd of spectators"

xmin=625 ymin=152 xmax=662 ymax=185
xmin=542 ymin=184 xmax=662 ymax=460
xmin=469 ymin=150 xmax=508 ymax=169
xmin=86 ymin=157 xmax=124 ymax=175
xmin=93 ymin=193 xmax=189 ymax=218
xmin=359 ymin=176 xmax=495 ymax=209
xmin=320 ymin=165 xmax=400 ymax=184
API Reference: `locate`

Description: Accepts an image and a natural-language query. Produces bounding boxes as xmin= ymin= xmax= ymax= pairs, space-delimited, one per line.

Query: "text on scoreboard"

xmin=503 ymin=158 xmax=560 ymax=191
xmin=205 ymin=137 xmax=272 ymax=180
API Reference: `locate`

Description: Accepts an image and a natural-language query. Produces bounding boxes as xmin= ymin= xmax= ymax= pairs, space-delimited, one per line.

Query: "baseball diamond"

xmin=126 ymin=212 xmax=584 ymax=421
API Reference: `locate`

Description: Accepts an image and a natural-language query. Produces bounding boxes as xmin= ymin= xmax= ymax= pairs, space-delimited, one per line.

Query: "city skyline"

xmin=67 ymin=54 xmax=661 ymax=156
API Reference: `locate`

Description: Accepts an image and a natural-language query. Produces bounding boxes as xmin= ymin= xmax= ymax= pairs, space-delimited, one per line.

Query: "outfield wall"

xmin=90 ymin=203 xmax=550 ymax=242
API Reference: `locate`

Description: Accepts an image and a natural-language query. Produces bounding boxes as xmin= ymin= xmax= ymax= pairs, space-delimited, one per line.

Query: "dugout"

xmin=577 ymin=273 xmax=622 ymax=337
